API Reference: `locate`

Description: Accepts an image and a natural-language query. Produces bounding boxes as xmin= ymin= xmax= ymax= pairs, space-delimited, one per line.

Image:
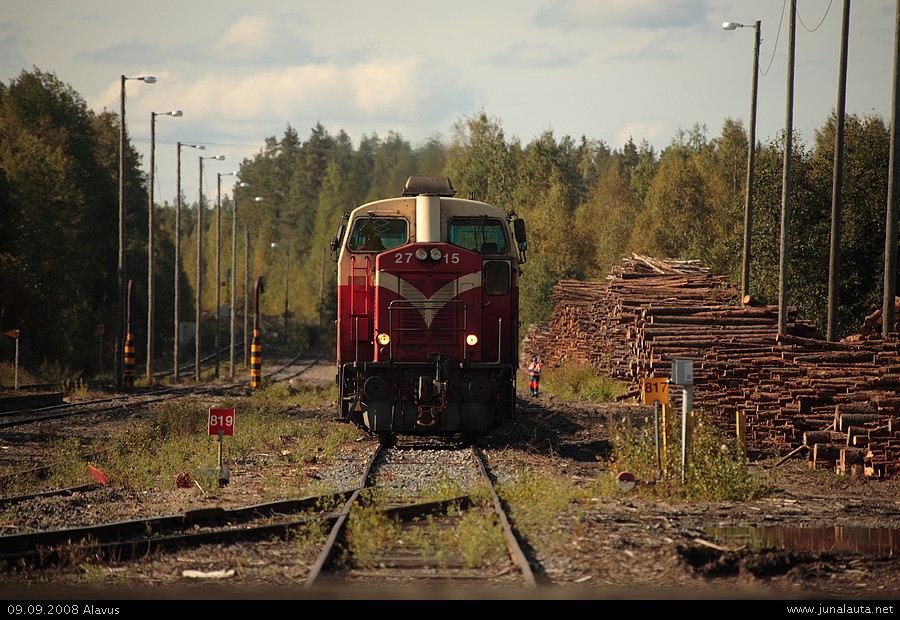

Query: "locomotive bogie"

xmin=339 ymin=361 xmax=515 ymax=434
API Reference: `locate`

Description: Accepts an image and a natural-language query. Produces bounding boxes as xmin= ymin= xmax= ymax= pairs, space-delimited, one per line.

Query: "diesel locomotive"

xmin=330 ymin=175 xmax=527 ymax=439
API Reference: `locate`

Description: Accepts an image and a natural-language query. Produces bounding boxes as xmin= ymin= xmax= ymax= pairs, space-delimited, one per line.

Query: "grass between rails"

xmin=346 ymin=485 xmax=508 ymax=570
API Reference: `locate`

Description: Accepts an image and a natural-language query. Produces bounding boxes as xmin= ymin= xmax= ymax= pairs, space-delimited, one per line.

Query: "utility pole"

xmin=827 ymin=0 xmax=851 ymax=341
xmin=884 ymin=0 xmax=900 ymax=338
xmin=778 ymin=0 xmax=796 ymax=336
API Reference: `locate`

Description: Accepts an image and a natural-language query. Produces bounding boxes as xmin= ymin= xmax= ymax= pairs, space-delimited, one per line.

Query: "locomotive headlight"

xmin=429 ymin=247 xmax=442 ymax=261
xmin=377 ymin=332 xmax=391 ymax=346
xmin=415 ymin=248 xmax=428 ymax=261
xmin=466 ymin=334 xmax=478 ymax=346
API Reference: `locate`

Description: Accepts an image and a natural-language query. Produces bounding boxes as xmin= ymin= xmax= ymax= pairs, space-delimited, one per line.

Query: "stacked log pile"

xmin=522 ymin=254 xmax=900 ymax=479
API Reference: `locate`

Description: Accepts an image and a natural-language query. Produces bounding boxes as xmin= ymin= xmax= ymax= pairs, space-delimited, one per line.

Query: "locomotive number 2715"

xmin=392 ymin=251 xmax=461 ymax=264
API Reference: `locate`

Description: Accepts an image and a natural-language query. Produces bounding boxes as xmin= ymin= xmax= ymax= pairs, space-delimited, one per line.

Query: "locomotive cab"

xmin=333 ymin=176 xmax=526 ymax=438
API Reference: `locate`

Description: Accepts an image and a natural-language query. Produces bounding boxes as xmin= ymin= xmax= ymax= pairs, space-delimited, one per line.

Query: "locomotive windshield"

xmin=348 ymin=217 xmax=408 ymax=252
xmin=448 ymin=218 xmax=508 ymax=254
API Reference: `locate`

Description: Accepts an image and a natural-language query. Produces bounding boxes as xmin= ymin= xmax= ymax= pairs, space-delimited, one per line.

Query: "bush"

xmin=535 ymin=362 xmax=628 ymax=402
xmin=609 ymin=409 xmax=769 ymax=501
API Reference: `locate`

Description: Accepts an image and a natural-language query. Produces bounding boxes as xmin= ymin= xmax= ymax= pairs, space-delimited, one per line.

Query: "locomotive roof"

xmin=349 ymin=195 xmax=506 ymax=218
xmin=401 ymin=175 xmax=456 ymax=197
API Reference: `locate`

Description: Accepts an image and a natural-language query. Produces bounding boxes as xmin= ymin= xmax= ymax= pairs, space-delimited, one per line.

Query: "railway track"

xmin=5 ymin=370 xmax=900 ymax=599
xmin=0 ymin=355 xmax=328 ymax=505
xmin=0 ymin=432 xmax=538 ymax=595
xmin=305 ymin=437 xmax=537 ymax=592
xmin=0 ymin=353 xmax=544 ymax=595
xmin=0 ymin=493 xmax=351 ymax=569
xmin=0 ymin=353 xmax=326 ymax=430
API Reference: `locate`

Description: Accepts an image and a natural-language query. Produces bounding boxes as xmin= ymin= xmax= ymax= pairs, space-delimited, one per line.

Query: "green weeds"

xmin=0 ymin=382 xmax=363 ymax=502
xmin=528 ymin=362 xmax=629 ymax=402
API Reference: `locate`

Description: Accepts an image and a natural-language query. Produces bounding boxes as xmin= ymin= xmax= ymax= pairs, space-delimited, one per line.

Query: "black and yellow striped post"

xmin=250 ymin=327 xmax=262 ymax=389
xmin=124 ymin=331 xmax=135 ymax=386
xmin=250 ymin=276 xmax=264 ymax=389
xmin=124 ymin=280 xmax=135 ymax=386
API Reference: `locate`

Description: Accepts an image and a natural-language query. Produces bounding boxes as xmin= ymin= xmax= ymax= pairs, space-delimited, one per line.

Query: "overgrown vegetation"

xmin=534 ymin=363 xmax=629 ymax=402
xmin=499 ymin=409 xmax=769 ymax=560
xmin=522 ymin=362 xmax=766 ymax=502
xmin=346 ymin=483 xmax=507 ymax=570
xmin=0 ymin=381 xmax=356 ymax=500
xmin=606 ymin=410 xmax=769 ymax=501
xmin=501 ymin=361 xmax=769 ymax=552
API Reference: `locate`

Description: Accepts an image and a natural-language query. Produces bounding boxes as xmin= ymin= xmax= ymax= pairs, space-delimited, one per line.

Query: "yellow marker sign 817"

xmin=642 ymin=377 xmax=669 ymax=405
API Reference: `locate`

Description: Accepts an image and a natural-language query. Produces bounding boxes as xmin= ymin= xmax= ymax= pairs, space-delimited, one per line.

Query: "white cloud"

xmin=212 ymin=12 xmax=316 ymax=64
xmin=488 ymin=42 xmax=585 ymax=68
xmin=347 ymin=58 xmax=422 ymax=116
xmin=535 ymin=0 xmax=708 ymax=31
xmin=616 ymin=119 xmax=669 ymax=150
xmin=216 ymin=14 xmax=276 ymax=57
xmin=110 ymin=56 xmax=472 ymax=148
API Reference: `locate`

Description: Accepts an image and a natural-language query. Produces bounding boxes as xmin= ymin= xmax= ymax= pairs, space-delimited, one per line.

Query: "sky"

xmin=1 ymin=0 xmax=896 ymax=205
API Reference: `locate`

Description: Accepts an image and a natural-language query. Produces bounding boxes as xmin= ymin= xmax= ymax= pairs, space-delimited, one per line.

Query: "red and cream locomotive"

xmin=330 ymin=176 xmax=527 ymax=438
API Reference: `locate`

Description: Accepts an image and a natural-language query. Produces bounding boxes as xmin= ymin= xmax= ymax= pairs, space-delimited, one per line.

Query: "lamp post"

xmin=884 ymin=0 xmax=900 ymax=339
xmin=723 ymin=20 xmax=761 ymax=303
xmin=197 ymin=154 xmax=226 ymax=381
xmin=118 ymin=74 xmax=156 ymax=388
xmin=174 ymin=142 xmax=204 ymax=382
xmin=271 ymin=242 xmax=291 ymax=343
xmin=230 ymin=188 xmax=261 ymax=380
xmin=229 ymin=182 xmax=250 ymax=380
xmin=244 ymin=223 xmax=250 ymax=368
xmin=147 ymin=109 xmax=182 ymax=383
xmin=215 ymin=171 xmax=237 ymax=379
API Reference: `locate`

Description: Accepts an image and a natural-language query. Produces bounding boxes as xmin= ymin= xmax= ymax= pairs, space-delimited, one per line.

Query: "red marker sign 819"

xmin=208 ymin=408 xmax=235 ymax=436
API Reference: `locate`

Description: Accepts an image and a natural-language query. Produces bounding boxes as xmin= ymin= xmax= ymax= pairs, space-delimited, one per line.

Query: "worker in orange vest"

xmin=527 ymin=355 xmax=543 ymax=397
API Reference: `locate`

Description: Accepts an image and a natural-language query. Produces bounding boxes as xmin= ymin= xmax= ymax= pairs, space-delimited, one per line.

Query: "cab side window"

xmin=448 ymin=218 xmax=509 ymax=254
xmin=348 ymin=217 xmax=408 ymax=252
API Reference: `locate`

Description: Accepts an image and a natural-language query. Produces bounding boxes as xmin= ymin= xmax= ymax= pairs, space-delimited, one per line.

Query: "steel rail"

xmin=471 ymin=445 xmax=537 ymax=588
xmin=303 ymin=440 xmax=538 ymax=590
xmin=303 ymin=441 xmax=383 ymax=588
xmin=0 ymin=493 xmax=353 ymax=568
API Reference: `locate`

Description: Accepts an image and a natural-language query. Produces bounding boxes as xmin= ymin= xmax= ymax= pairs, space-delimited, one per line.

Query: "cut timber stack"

xmin=523 ymin=253 xmax=900 ymax=479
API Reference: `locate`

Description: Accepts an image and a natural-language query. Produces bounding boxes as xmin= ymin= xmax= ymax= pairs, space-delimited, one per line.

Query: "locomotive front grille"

xmin=397 ymin=279 xmax=459 ymax=331
xmin=388 ymin=299 xmax=467 ymax=351
xmin=394 ymin=273 xmax=465 ymax=343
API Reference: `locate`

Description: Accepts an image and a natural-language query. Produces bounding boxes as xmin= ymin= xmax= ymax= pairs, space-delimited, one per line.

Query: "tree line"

xmin=0 ymin=68 xmax=895 ymax=381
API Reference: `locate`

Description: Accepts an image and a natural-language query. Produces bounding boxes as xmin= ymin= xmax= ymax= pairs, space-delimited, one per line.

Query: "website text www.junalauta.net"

xmin=785 ymin=604 xmax=895 ymax=615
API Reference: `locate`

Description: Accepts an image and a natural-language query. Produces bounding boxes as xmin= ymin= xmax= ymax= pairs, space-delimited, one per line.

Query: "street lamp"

xmin=244 ymin=223 xmax=251 ymax=368
xmin=118 ymin=74 xmax=156 ymax=387
xmin=723 ymin=20 xmax=761 ymax=303
xmin=242 ymin=204 xmax=265 ymax=368
xmin=215 ymin=171 xmax=237 ymax=379
xmin=147 ymin=109 xmax=182 ymax=383
xmin=229 ymin=186 xmax=259 ymax=380
xmin=174 ymin=141 xmax=204 ymax=382
xmin=271 ymin=241 xmax=291 ymax=342
xmin=197 ymin=154 xmax=226 ymax=381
